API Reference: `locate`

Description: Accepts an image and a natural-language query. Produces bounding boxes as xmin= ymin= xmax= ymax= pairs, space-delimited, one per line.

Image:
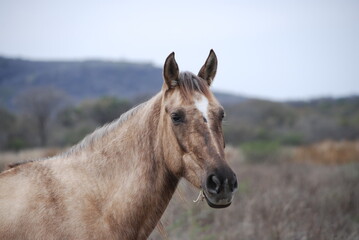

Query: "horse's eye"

xmin=171 ymin=112 xmax=184 ymax=124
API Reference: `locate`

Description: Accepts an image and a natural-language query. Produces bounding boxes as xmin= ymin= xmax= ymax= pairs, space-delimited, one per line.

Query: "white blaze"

xmin=195 ymin=94 xmax=221 ymax=154
xmin=195 ymin=95 xmax=209 ymax=122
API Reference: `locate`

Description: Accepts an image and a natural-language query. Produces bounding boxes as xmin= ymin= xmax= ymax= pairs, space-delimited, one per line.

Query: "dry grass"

xmin=292 ymin=140 xmax=359 ymax=165
xmin=150 ymin=144 xmax=359 ymax=240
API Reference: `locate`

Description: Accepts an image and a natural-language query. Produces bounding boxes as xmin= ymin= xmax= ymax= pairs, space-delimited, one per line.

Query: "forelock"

xmin=177 ymin=71 xmax=210 ymax=102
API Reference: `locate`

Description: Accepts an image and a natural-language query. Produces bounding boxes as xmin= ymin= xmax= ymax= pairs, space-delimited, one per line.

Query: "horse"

xmin=0 ymin=50 xmax=238 ymax=239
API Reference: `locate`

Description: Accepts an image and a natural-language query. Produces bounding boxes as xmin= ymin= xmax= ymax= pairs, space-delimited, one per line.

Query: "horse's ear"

xmin=163 ymin=52 xmax=179 ymax=89
xmin=198 ymin=49 xmax=218 ymax=86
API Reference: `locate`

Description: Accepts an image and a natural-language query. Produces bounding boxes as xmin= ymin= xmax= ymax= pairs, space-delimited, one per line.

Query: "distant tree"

xmin=88 ymin=97 xmax=133 ymax=125
xmin=0 ymin=106 xmax=16 ymax=149
xmin=15 ymin=87 xmax=67 ymax=146
xmin=56 ymin=97 xmax=133 ymax=146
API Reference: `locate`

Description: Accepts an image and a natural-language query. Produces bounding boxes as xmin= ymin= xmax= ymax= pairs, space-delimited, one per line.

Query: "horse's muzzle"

xmin=203 ymin=170 xmax=238 ymax=208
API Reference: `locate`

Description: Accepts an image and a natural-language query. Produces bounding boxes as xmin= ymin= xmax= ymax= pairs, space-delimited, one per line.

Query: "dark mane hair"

xmin=177 ymin=71 xmax=210 ymax=101
xmin=7 ymin=160 xmax=35 ymax=169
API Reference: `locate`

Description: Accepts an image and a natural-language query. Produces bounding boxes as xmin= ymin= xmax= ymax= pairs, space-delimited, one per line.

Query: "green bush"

xmin=63 ymin=126 xmax=94 ymax=145
xmin=6 ymin=138 xmax=27 ymax=151
xmin=240 ymin=140 xmax=280 ymax=163
xmin=89 ymin=97 xmax=132 ymax=125
xmin=279 ymin=133 xmax=304 ymax=146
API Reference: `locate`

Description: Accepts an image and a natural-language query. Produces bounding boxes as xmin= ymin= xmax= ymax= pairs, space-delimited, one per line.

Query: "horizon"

xmin=1 ymin=0 xmax=358 ymax=101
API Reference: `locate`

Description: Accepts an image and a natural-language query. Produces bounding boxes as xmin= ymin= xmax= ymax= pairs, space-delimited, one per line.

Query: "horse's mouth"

xmin=202 ymin=190 xmax=233 ymax=209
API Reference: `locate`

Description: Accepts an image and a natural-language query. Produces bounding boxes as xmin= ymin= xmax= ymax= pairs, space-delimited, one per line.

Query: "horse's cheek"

xmin=182 ymin=154 xmax=202 ymax=188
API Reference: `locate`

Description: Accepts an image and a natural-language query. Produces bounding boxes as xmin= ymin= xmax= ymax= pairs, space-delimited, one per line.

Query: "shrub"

xmin=279 ymin=133 xmax=304 ymax=146
xmin=240 ymin=140 xmax=280 ymax=163
xmin=6 ymin=138 xmax=27 ymax=151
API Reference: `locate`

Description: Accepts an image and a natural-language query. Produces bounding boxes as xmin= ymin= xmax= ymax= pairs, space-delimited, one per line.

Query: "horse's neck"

xmin=67 ymin=94 xmax=179 ymax=238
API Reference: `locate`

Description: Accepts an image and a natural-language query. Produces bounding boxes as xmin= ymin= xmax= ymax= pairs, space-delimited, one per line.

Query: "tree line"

xmin=0 ymin=87 xmax=358 ymax=151
xmin=0 ymin=87 xmax=132 ymax=150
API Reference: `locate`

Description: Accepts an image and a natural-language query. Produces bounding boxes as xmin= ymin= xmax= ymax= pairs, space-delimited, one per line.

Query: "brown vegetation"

xmin=150 ymin=144 xmax=359 ymax=240
xmin=293 ymin=140 xmax=359 ymax=165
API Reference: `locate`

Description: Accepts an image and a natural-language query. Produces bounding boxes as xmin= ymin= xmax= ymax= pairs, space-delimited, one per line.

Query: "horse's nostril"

xmin=206 ymin=175 xmax=221 ymax=194
xmin=231 ymin=177 xmax=238 ymax=192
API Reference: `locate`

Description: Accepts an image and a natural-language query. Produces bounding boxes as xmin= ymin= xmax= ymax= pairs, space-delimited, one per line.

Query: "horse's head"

xmin=161 ymin=50 xmax=237 ymax=208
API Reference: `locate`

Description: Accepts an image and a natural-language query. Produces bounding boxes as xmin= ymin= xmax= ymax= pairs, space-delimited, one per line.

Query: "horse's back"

xmin=0 ymin=160 xmax=120 ymax=240
xmin=0 ymin=166 xmax=35 ymax=238
xmin=0 ymin=167 xmax=32 ymax=215
xmin=0 ymin=162 xmax=72 ymax=239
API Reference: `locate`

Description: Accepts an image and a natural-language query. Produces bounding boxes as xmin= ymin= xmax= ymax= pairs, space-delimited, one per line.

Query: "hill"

xmin=0 ymin=57 xmax=163 ymax=108
xmin=0 ymin=56 xmax=246 ymax=109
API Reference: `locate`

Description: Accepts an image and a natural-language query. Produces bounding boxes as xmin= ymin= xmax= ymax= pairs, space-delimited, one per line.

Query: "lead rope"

xmin=193 ymin=190 xmax=205 ymax=203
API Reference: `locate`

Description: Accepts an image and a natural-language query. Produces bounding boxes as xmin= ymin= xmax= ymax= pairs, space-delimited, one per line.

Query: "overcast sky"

xmin=0 ymin=0 xmax=358 ymax=100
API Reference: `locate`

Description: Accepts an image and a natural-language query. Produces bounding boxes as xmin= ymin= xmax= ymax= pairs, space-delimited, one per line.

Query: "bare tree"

xmin=15 ymin=87 xmax=67 ymax=146
xmin=0 ymin=106 xmax=15 ymax=149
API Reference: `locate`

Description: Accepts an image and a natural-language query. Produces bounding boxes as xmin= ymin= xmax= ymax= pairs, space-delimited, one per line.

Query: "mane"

xmin=177 ymin=71 xmax=210 ymax=101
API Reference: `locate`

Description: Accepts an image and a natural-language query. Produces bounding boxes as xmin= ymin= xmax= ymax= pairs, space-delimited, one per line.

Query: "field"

xmin=0 ymin=142 xmax=358 ymax=240
xmin=149 ymin=143 xmax=359 ymax=240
